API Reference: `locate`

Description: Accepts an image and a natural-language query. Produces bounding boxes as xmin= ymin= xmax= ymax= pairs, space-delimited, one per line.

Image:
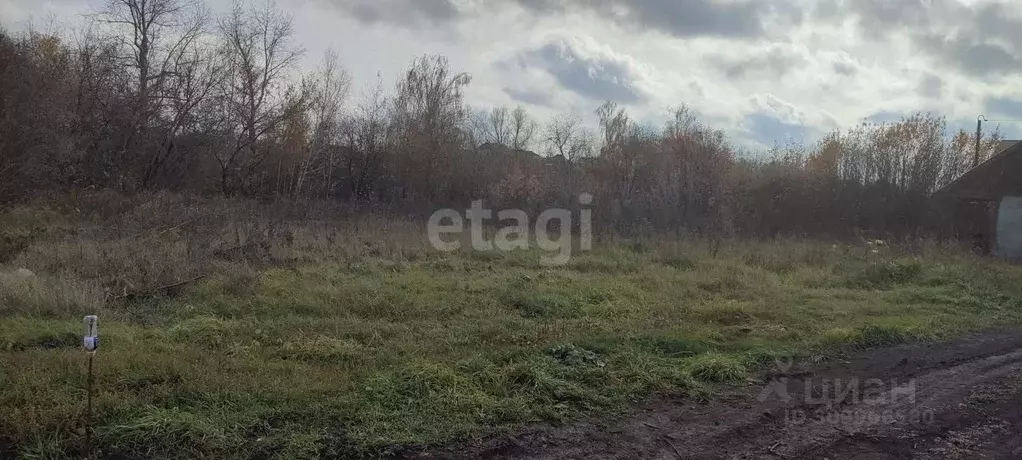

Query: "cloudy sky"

xmin=6 ymin=0 xmax=1022 ymax=151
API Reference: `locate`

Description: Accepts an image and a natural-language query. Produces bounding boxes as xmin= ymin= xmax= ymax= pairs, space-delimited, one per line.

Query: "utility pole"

xmin=975 ymin=115 xmax=986 ymax=167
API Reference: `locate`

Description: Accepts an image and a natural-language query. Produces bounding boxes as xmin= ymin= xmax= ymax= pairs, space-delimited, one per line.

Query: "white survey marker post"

xmin=83 ymin=315 xmax=98 ymax=456
xmin=83 ymin=315 xmax=99 ymax=352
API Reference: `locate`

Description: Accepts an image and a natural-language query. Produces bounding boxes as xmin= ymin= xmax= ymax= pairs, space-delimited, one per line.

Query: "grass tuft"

xmin=688 ymin=354 xmax=748 ymax=383
xmin=849 ymin=260 xmax=924 ymax=289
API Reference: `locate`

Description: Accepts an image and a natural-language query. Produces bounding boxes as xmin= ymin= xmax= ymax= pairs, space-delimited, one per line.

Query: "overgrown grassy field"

xmin=3 ymin=194 xmax=1022 ymax=459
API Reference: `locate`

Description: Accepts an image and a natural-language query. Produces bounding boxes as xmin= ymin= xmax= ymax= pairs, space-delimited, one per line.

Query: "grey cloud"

xmin=503 ymin=86 xmax=557 ymax=108
xmin=842 ymin=0 xmax=944 ymax=34
xmin=971 ymin=1 xmax=1022 ymax=43
xmin=513 ymin=0 xmax=786 ymax=40
xmin=602 ymin=0 xmax=767 ymax=39
xmin=332 ymin=0 xmax=795 ymax=40
xmin=913 ymin=32 xmax=1022 ymax=77
xmin=948 ymin=1 xmax=1022 ymax=76
xmin=330 ymin=0 xmax=460 ymax=28
xmin=986 ymin=97 xmax=1022 ymax=118
xmin=836 ymin=0 xmax=1022 ymax=77
xmin=918 ymin=74 xmax=943 ymax=98
xmin=833 ymin=61 xmax=855 ymax=76
xmin=810 ymin=0 xmax=841 ymax=21
xmin=509 ymin=37 xmax=649 ymax=104
xmin=710 ymin=47 xmax=808 ymax=80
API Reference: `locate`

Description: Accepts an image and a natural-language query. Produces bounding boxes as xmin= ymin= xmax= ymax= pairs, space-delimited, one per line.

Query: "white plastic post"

xmin=83 ymin=315 xmax=98 ymax=353
xmin=83 ymin=315 xmax=98 ymax=457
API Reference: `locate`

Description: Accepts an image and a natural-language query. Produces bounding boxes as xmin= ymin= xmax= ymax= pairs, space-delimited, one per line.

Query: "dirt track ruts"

xmin=413 ymin=330 xmax=1022 ymax=459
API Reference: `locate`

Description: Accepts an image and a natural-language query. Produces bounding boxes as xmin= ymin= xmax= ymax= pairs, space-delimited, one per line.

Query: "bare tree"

xmin=568 ymin=127 xmax=596 ymax=161
xmin=545 ymin=112 xmax=593 ymax=161
xmin=510 ymin=106 xmax=537 ymax=151
xmin=278 ymin=48 xmax=350 ymax=197
xmin=393 ymin=54 xmax=471 ymax=201
xmin=470 ymin=105 xmax=537 ymax=151
xmin=67 ymin=26 xmax=124 ymax=187
xmin=214 ymin=0 xmax=306 ymax=194
xmin=341 ymin=76 xmax=392 ymax=200
xmin=142 ymin=27 xmax=226 ymax=188
xmin=596 ymin=100 xmax=629 ymax=155
xmin=100 ymin=0 xmax=207 ymax=187
xmin=485 ymin=106 xmax=512 ymax=147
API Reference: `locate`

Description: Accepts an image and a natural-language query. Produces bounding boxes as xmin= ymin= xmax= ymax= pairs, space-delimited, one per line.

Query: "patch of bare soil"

xmin=411 ymin=330 xmax=1022 ymax=459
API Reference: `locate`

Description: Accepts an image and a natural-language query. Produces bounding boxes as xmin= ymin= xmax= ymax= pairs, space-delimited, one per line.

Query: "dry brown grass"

xmin=0 ymin=271 xmax=103 ymax=317
xmin=1 ymin=192 xmax=430 ymax=304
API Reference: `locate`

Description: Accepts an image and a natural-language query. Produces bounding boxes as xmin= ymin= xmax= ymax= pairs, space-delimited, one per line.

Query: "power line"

xmin=975 ymin=115 xmax=1022 ymax=167
xmin=978 ymin=118 xmax=1022 ymax=123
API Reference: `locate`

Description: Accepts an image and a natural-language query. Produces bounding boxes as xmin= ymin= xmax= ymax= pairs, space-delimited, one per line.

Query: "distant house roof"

xmin=995 ymin=140 xmax=1018 ymax=155
xmin=937 ymin=140 xmax=1021 ymax=200
xmin=479 ymin=142 xmax=539 ymax=157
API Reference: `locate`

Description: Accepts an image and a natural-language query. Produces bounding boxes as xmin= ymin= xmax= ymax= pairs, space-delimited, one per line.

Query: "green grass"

xmin=4 ymin=237 xmax=1022 ymax=459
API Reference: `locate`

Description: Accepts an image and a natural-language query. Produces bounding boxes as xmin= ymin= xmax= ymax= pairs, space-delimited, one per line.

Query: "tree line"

xmin=0 ymin=0 xmax=1004 ymax=240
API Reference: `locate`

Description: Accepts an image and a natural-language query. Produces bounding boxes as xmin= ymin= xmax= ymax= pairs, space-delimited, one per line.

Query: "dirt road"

xmin=416 ymin=330 xmax=1022 ymax=459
